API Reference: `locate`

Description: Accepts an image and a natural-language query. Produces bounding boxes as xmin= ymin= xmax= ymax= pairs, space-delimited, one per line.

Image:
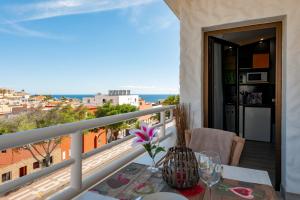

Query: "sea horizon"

xmin=48 ymin=94 xmax=177 ymax=103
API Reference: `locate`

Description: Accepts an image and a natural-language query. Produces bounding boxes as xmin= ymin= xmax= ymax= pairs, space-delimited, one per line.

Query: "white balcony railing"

xmin=0 ymin=105 xmax=175 ymax=200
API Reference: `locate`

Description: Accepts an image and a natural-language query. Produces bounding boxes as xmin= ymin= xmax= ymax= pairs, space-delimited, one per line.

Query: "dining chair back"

xmin=185 ymin=128 xmax=245 ymax=166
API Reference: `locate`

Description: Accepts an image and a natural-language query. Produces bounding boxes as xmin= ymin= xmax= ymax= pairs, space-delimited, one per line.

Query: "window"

xmin=94 ymin=136 xmax=98 ymax=149
xmin=102 ymin=99 xmax=106 ymax=103
xmin=2 ymin=172 xmax=11 ymax=182
xmin=42 ymin=156 xmax=53 ymax=166
xmin=33 ymin=161 xmax=40 ymax=169
xmin=1 ymin=150 xmax=6 ymax=153
xmin=19 ymin=166 xmax=27 ymax=177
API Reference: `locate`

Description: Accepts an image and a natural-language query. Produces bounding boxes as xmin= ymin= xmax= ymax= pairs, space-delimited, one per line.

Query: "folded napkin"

xmin=177 ymin=184 xmax=205 ymax=197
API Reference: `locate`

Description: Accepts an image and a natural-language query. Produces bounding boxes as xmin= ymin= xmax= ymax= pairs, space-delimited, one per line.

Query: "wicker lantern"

xmin=162 ymin=146 xmax=199 ymax=189
xmin=162 ymin=104 xmax=199 ymax=189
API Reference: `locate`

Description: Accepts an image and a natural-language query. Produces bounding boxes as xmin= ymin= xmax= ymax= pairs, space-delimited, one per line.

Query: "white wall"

xmin=119 ymin=95 xmax=139 ymax=107
xmin=166 ymin=0 xmax=300 ymax=195
xmin=98 ymin=95 xmax=119 ymax=105
xmin=83 ymin=95 xmax=139 ymax=107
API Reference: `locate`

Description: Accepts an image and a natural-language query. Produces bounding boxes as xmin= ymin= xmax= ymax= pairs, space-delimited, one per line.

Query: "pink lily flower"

xmin=129 ymin=123 xmax=157 ymax=146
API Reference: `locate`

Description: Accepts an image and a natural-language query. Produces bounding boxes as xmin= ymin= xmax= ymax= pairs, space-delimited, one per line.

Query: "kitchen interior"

xmin=209 ymin=27 xmax=277 ymax=185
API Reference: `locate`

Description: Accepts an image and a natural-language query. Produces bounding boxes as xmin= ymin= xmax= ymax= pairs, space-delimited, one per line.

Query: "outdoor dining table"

xmin=76 ymin=132 xmax=276 ymax=200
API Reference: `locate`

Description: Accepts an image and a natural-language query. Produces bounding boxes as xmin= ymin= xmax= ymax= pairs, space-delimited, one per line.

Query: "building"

xmin=83 ymin=90 xmax=139 ymax=107
xmin=3 ymin=1 xmax=300 ymax=199
xmin=0 ymin=130 xmax=107 ymax=184
xmin=0 ymin=88 xmax=31 ymax=115
xmin=85 ymin=105 xmax=98 ymax=114
xmin=0 ymin=104 xmax=12 ymax=114
xmin=11 ymin=106 xmax=35 ymax=115
xmin=138 ymin=98 xmax=154 ymax=124
xmin=0 ymin=88 xmax=14 ymax=98
xmin=165 ymin=0 xmax=300 ymax=198
xmin=60 ymin=129 xmax=107 ymax=161
xmin=0 ymin=146 xmax=61 ymax=184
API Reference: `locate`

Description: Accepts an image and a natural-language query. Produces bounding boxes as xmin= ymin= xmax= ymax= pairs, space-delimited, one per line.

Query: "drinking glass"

xmin=198 ymin=151 xmax=222 ymax=200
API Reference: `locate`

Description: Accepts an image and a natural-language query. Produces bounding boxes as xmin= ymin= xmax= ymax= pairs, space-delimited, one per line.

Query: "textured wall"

xmin=168 ymin=0 xmax=300 ymax=195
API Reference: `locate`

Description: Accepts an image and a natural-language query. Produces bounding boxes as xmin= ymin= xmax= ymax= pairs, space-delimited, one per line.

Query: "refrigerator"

xmin=244 ymin=107 xmax=271 ymax=142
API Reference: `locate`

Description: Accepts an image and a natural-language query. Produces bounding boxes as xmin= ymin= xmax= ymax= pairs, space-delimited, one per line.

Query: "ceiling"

xmin=215 ymin=28 xmax=276 ymax=45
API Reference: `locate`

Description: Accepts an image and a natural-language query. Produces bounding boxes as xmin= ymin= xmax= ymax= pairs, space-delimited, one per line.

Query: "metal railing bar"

xmin=82 ymin=121 xmax=168 ymax=160
xmin=152 ymin=122 xmax=163 ymax=129
xmin=70 ymin=131 xmax=82 ymax=190
xmin=49 ymin=132 xmax=173 ymax=200
xmin=0 ymin=159 xmax=75 ymax=196
xmin=165 ymin=118 xmax=173 ymax=124
xmin=160 ymin=111 xmax=166 ymax=137
xmin=0 ymin=105 xmax=175 ymax=151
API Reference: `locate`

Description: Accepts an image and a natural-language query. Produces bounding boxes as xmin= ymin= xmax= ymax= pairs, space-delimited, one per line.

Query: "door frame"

xmin=203 ymin=22 xmax=282 ymax=190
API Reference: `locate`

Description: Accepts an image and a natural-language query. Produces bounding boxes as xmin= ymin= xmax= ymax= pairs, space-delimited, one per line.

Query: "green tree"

xmin=162 ymin=95 xmax=180 ymax=106
xmin=153 ymin=95 xmax=180 ymax=121
xmin=0 ymin=88 xmax=8 ymax=96
xmin=134 ymin=120 xmax=141 ymax=129
xmin=0 ymin=105 xmax=91 ymax=167
xmin=60 ymin=96 xmax=67 ymax=101
xmin=44 ymin=95 xmax=53 ymax=101
xmin=95 ymin=103 xmax=137 ymax=142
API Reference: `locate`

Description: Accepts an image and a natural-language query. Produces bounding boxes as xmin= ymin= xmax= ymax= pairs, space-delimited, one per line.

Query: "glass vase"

xmin=147 ymin=157 xmax=159 ymax=173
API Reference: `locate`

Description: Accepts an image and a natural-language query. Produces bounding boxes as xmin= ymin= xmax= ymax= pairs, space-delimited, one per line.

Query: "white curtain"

xmin=213 ymin=43 xmax=224 ymax=129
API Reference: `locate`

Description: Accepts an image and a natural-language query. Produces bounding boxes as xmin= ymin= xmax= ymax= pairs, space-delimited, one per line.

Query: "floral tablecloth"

xmin=89 ymin=163 xmax=277 ymax=200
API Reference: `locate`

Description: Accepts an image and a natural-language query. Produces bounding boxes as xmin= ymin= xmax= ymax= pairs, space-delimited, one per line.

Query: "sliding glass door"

xmin=208 ymin=37 xmax=239 ymax=133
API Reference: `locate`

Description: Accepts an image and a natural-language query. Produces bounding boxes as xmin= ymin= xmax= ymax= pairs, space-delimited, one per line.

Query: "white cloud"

xmin=0 ymin=18 xmax=67 ymax=40
xmin=0 ymin=0 xmax=175 ymax=39
xmin=4 ymin=0 xmax=159 ymax=22
xmin=125 ymin=4 xmax=176 ymax=33
xmin=120 ymin=85 xmax=179 ymax=94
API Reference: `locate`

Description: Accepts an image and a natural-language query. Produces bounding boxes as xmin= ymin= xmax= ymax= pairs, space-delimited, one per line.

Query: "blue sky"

xmin=0 ymin=0 xmax=179 ymax=95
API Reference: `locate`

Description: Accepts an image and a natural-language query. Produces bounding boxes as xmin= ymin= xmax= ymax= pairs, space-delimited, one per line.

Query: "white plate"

xmin=142 ymin=192 xmax=188 ymax=200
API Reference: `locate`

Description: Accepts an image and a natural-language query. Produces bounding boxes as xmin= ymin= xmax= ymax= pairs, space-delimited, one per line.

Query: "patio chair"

xmin=185 ymin=128 xmax=245 ymax=166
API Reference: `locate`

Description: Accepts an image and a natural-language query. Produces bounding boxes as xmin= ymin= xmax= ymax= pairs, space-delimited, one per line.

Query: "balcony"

xmin=0 ymin=104 xmax=281 ymax=200
xmin=0 ymin=106 xmax=176 ymax=200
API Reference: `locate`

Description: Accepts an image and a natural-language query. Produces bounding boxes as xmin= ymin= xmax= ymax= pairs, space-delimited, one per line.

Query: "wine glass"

xmin=198 ymin=151 xmax=222 ymax=200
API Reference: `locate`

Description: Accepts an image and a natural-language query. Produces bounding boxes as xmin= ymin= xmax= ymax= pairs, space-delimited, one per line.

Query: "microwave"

xmin=247 ymin=72 xmax=268 ymax=83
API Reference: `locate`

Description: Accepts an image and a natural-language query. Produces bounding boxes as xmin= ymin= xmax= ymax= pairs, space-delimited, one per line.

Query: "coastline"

xmin=49 ymin=94 xmax=176 ymax=103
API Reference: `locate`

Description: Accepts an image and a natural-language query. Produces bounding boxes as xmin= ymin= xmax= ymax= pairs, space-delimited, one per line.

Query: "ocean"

xmin=51 ymin=94 xmax=175 ymax=103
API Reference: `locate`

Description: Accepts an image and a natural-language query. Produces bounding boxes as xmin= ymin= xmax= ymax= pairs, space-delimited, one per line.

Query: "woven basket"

xmin=162 ymin=146 xmax=199 ymax=189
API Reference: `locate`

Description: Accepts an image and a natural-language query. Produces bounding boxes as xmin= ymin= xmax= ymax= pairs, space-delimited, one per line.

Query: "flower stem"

xmin=152 ymin=158 xmax=156 ymax=167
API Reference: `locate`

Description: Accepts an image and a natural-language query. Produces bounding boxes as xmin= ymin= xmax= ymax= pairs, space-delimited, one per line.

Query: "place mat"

xmin=89 ymin=163 xmax=277 ymax=200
